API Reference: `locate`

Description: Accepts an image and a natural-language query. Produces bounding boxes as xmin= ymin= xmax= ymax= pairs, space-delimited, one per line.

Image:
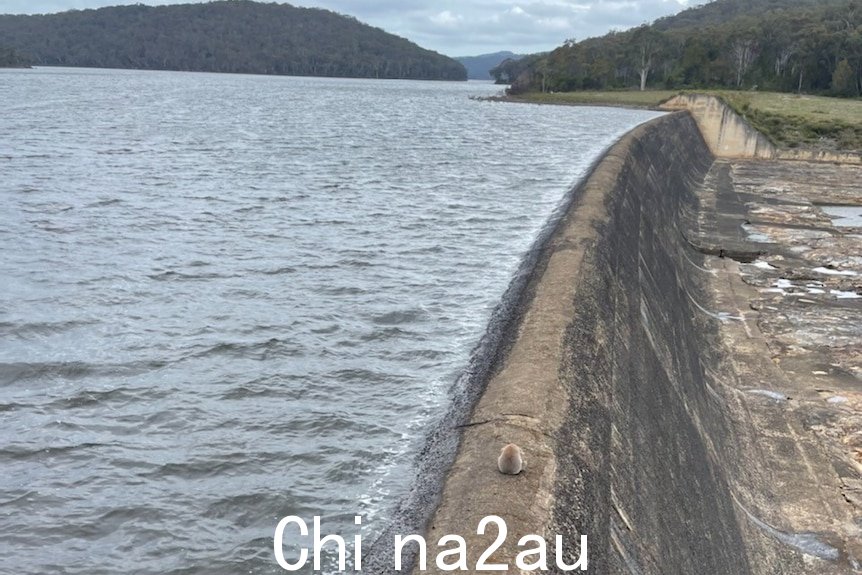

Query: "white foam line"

xmin=813 ymin=266 xmax=858 ymax=277
xmin=686 ymin=290 xmax=744 ymax=322
xmin=679 ymin=245 xmax=717 ymax=275
xmin=750 ymin=260 xmax=777 ymax=270
xmin=732 ymin=495 xmax=840 ymax=561
xmin=831 ymin=289 xmax=861 ymax=299
xmin=747 ymin=389 xmax=788 ymax=401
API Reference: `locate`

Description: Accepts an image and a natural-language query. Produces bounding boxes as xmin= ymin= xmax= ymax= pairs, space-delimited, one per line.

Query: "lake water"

xmin=0 ymin=67 xmax=662 ymax=574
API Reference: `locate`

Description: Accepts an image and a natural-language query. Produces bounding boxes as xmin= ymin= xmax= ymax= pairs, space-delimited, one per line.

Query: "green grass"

xmin=506 ymin=90 xmax=677 ymax=108
xmin=716 ymin=91 xmax=862 ymax=152
xmin=507 ymin=89 xmax=862 ymax=152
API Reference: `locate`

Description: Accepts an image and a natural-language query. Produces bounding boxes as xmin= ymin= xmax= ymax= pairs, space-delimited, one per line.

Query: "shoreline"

xmin=476 ymin=93 xmax=665 ymax=111
xmin=400 ymin=100 xmax=861 ymax=572
xmin=360 ymin=109 xmax=623 ymax=575
xmin=483 ymin=90 xmax=862 ymax=157
xmin=3 ymin=63 xmax=466 ymax=81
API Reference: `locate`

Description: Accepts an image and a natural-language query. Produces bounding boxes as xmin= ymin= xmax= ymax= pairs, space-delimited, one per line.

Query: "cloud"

xmin=429 ymin=10 xmax=464 ymax=28
xmin=320 ymin=0 xmax=696 ymax=55
xmin=6 ymin=0 xmax=696 ymax=56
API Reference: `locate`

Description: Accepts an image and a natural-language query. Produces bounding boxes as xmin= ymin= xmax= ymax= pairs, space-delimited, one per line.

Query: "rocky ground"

xmin=696 ymin=157 xmax=862 ymax=566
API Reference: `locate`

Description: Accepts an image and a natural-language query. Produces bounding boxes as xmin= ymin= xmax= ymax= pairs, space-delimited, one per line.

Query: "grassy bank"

xmin=717 ymin=92 xmax=862 ymax=152
xmin=504 ymin=90 xmax=677 ymax=109
xmin=505 ymin=90 xmax=862 ymax=152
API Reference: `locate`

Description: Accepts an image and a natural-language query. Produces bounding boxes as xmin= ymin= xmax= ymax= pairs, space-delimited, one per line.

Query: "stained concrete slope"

xmin=661 ymin=94 xmax=861 ymax=165
xmin=695 ymin=157 xmax=862 ymax=564
xmin=662 ymin=93 xmax=777 ymax=159
xmin=410 ymin=111 xmax=861 ymax=574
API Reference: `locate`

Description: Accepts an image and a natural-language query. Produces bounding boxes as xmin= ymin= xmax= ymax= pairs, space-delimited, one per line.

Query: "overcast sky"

xmin=2 ymin=0 xmax=699 ymax=56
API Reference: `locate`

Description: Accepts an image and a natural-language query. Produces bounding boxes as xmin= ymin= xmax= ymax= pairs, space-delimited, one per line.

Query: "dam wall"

xmin=545 ymin=112 xmax=813 ymax=573
xmin=411 ymin=110 xmax=856 ymax=574
xmin=549 ymin=112 xmax=751 ymax=572
xmin=661 ymin=93 xmax=861 ymax=164
xmin=661 ymin=93 xmax=776 ymax=159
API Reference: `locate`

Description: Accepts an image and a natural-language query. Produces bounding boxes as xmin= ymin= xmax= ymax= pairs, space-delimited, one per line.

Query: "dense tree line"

xmin=0 ymin=1 xmax=466 ymax=80
xmin=495 ymin=0 xmax=861 ymax=96
xmin=0 ymin=46 xmax=30 ymax=67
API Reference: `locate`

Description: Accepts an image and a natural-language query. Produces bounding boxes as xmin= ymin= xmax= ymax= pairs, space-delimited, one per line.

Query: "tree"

xmin=0 ymin=46 xmax=30 ymax=67
xmin=845 ymin=27 xmax=862 ymax=96
xmin=630 ymin=25 xmax=665 ymax=91
xmin=729 ymin=37 xmax=759 ymax=87
xmin=537 ymin=59 xmax=550 ymax=93
xmin=774 ymin=45 xmax=794 ymax=77
xmin=496 ymin=0 xmax=860 ymax=96
xmin=492 ymin=54 xmax=543 ymax=87
xmin=0 ymin=1 xmax=467 ymax=80
xmin=832 ymin=58 xmax=856 ymax=95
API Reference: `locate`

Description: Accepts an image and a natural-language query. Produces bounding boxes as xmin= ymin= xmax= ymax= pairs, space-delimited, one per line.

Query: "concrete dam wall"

xmin=661 ymin=93 xmax=776 ymax=159
xmin=405 ymin=111 xmax=860 ymax=574
xmin=661 ymin=93 xmax=862 ymax=164
xmin=550 ymin=112 xmax=751 ymax=573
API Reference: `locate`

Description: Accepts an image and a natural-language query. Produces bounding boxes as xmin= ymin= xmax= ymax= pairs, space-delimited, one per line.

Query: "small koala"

xmin=497 ymin=443 xmax=525 ymax=475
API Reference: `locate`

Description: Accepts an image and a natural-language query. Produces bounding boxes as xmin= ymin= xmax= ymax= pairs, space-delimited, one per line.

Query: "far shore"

xmin=483 ymin=89 xmax=862 ymax=153
xmin=478 ymin=90 xmax=675 ymax=110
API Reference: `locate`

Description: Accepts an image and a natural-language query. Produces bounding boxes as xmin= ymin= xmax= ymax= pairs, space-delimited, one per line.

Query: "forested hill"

xmin=497 ymin=0 xmax=861 ymax=96
xmin=0 ymin=46 xmax=29 ymax=67
xmin=456 ymin=51 xmax=525 ymax=80
xmin=0 ymin=1 xmax=467 ymax=80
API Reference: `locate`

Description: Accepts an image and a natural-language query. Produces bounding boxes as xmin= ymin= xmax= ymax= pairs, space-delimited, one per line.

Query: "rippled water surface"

xmin=0 ymin=67 xmax=662 ymax=574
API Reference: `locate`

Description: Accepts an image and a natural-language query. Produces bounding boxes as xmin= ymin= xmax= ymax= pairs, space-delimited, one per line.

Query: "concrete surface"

xmin=373 ymin=106 xmax=861 ymax=574
xmin=661 ymin=94 xmax=862 ymax=165
xmin=662 ymin=94 xmax=777 ymax=159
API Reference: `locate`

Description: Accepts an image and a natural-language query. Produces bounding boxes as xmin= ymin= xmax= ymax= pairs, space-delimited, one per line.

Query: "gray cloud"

xmin=3 ymin=0 xmax=695 ymax=56
xmin=293 ymin=0 xmax=696 ymax=54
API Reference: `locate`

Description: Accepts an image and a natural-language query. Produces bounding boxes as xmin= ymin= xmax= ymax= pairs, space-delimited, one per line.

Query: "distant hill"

xmin=456 ymin=51 xmax=524 ymax=80
xmin=0 ymin=0 xmax=467 ymax=81
xmin=505 ymin=0 xmax=860 ymax=96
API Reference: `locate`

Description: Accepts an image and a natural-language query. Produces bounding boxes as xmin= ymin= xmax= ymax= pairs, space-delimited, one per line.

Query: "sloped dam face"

xmin=550 ymin=112 xmax=752 ymax=573
xmin=397 ymin=111 xmax=861 ymax=575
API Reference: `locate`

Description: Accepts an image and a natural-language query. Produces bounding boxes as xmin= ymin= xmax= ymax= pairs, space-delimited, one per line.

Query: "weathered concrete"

xmin=392 ymin=109 xmax=862 ymax=574
xmin=546 ymin=115 xmax=859 ymax=574
xmin=661 ymin=94 xmax=776 ymax=159
xmin=661 ymin=94 xmax=862 ymax=165
xmin=699 ymin=158 xmax=862 ymax=521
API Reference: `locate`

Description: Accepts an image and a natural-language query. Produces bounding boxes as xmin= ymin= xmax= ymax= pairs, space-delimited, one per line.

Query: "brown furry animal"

xmin=497 ymin=443 xmax=524 ymax=475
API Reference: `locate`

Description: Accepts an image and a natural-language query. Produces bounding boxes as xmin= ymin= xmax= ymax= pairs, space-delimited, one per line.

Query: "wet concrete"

xmin=391 ymin=109 xmax=862 ymax=574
